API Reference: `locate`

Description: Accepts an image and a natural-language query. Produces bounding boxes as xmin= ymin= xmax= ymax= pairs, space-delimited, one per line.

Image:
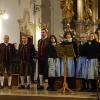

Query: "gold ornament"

xmin=59 ymin=0 xmax=74 ymax=21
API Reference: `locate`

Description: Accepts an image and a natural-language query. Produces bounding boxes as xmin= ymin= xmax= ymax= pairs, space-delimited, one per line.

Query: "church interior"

xmin=0 ymin=0 xmax=100 ymax=100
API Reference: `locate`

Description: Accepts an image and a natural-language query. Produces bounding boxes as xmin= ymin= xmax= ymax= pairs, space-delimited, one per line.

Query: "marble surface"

xmin=0 ymin=84 xmax=98 ymax=99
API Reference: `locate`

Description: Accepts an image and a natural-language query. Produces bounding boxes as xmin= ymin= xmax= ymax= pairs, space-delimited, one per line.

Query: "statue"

xmin=84 ymin=0 xmax=93 ymax=20
xmin=18 ymin=9 xmax=33 ymax=35
xmin=59 ymin=0 xmax=74 ymax=31
xmin=60 ymin=0 xmax=74 ymax=22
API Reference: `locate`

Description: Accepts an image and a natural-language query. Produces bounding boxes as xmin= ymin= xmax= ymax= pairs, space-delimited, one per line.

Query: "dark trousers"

xmin=82 ymin=79 xmax=89 ymax=89
xmin=20 ymin=61 xmax=32 ymax=76
xmin=82 ymin=79 xmax=97 ymax=90
xmin=90 ymin=79 xmax=97 ymax=90
xmin=48 ymin=77 xmax=55 ymax=89
xmin=31 ymin=61 xmax=36 ymax=83
xmin=67 ymin=77 xmax=76 ymax=89
xmin=38 ymin=58 xmax=48 ymax=79
xmin=0 ymin=63 xmax=12 ymax=76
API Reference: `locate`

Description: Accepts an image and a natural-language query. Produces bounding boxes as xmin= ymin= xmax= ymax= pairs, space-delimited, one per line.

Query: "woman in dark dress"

xmin=12 ymin=43 xmax=20 ymax=74
xmin=76 ymin=35 xmax=88 ymax=91
xmin=47 ymin=35 xmax=61 ymax=91
xmin=61 ymin=33 xmax=77 ymax=89
xmin=85 ymin=33 xmax=100 ymax=92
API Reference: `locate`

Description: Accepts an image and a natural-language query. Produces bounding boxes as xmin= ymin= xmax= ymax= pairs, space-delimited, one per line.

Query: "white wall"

xmin=50 ymin=0 xmax=63 ymax=41
xmin=0 ymin=0 xmax=19 ymax=43
xmin=0 ymin=0 xmax=34 ymax=45
xmin=0 ymin=0 xmax=63 ymax=44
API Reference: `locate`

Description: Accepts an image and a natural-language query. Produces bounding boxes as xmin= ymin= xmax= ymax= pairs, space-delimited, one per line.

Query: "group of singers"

xmin=0 ymin=28 xmax=99 ymax=92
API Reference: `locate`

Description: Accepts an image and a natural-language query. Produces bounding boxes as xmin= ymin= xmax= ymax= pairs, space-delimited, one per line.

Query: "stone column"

xmin=77 ymin=0 xmax=84 ymax=21
xmin=76 ymin=0 xmax=84 ymax=35
xmin=50 ymin=0 xmax=63 ymax=41
xmin=32 ymin=0 xmax=42 ymax=49
xmin=41 ymin=0 xmax=51 ymax=34
xmin=92 ymin=0 xmax=98 ymax=32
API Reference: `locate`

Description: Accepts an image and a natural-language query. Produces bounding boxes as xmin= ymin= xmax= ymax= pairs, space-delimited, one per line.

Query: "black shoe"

xmin=47 ymin=87 xmax=52 ymax=91
xmin=91 ymin=89 xmax=97 ymax=92
xmin=19 ymin=85 xmax=25 ymax=89
xmin=37 ymin=85 xmax=44 ymax=90
xmin=87 ymin=88 xmax=92 ymax=92
xmin=79 ymin=88 xmax=87 ymax=92
xmin=47 ymin=87 xmax=55 ymax=91
xmin=26 ymin=85 xmax=30 ymax=89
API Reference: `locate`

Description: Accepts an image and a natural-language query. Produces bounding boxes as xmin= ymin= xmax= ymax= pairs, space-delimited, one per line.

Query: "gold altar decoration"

xmin=59 ymin=0 xmax=74 ymax=21
xmin=83 ymin=0 xmax=93 ymax=20
xmin=78 ymin=0 xmax=93 ymax=35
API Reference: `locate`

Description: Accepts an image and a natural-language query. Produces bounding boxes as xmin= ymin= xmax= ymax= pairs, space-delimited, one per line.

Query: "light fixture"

xmin=3 ymin=13 xmax=9 ymax=20
xmin=0 ymin=9 xmax=9 ymax=20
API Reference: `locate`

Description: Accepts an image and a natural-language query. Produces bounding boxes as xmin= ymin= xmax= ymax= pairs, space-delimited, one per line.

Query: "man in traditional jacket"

xmin=0 ymin=35 xmax=15 ymax=89
xmin=37 ymin=28 xmax=49 ymax=90
xmin=19 ymin=34 xmax=36 ymax=89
